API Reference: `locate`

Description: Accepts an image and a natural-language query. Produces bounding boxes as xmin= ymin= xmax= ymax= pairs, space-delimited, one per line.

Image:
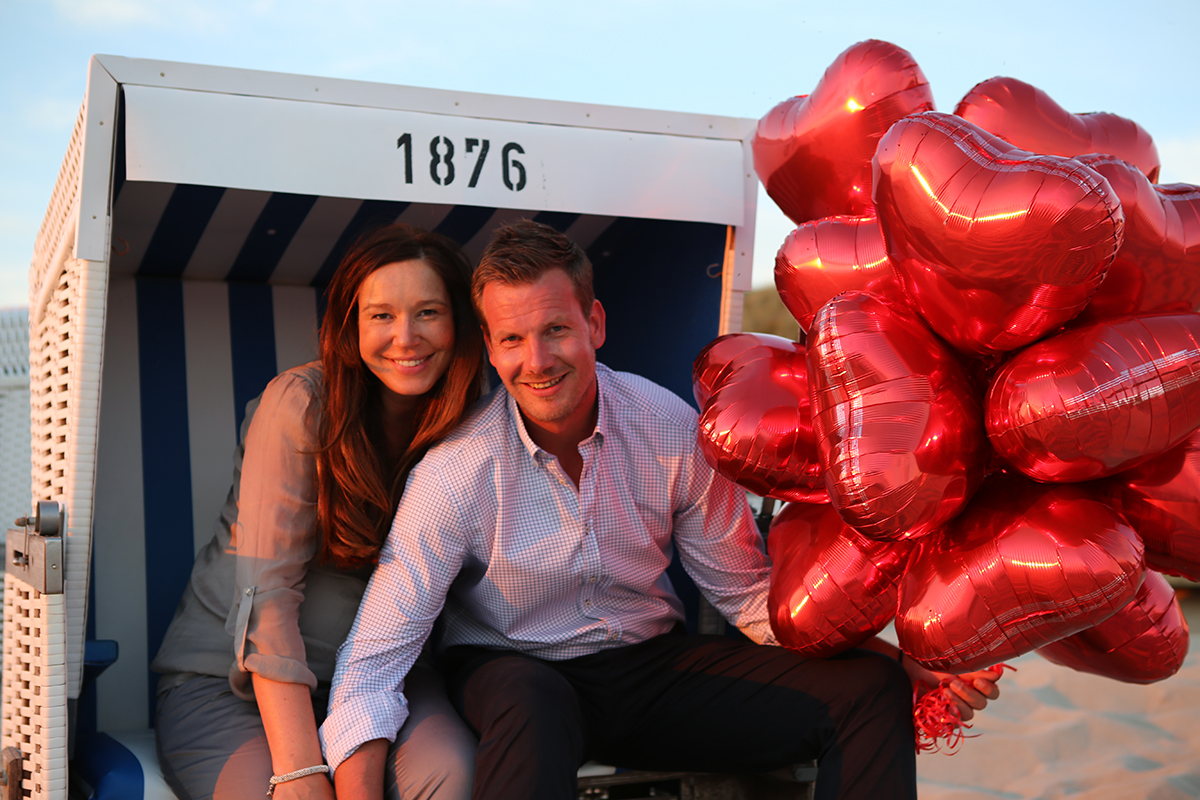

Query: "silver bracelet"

xmin=267 ymin=765 xmax=330 ymax=796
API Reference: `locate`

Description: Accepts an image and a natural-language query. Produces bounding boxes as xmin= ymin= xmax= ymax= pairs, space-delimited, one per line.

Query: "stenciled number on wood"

xmin=396 ymin=134 xmax=526 ymax=191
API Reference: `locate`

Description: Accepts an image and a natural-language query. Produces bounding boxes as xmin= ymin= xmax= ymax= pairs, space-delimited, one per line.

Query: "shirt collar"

xmin=507 ymin=363 xmax=611 ymax=463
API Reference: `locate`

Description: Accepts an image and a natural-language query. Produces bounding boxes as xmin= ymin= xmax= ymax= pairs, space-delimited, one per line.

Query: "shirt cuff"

xmin=319 ymin=691 xmax=410 ymax=775
xmin=229 ymin=584 xmax=317 ymax=692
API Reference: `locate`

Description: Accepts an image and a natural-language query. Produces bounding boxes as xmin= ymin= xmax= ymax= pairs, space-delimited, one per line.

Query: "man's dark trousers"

xmin=445 ymin=629 xmax=917 ymax=800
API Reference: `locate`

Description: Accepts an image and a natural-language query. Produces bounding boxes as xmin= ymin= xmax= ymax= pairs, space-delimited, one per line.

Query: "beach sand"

xmin=912 ymin=589 xmax=1200 ymax=800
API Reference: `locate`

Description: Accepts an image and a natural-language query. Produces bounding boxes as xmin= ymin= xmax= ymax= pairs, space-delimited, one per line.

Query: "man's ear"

xmin=589 ymin=300 xmax=606 ymax=350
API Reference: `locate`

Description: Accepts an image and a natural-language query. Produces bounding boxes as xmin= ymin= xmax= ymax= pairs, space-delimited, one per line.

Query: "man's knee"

xmin=460 ymin=654 xmax=583 ymax=745
xmin=834 ymin=649 xmax=913 ymax=723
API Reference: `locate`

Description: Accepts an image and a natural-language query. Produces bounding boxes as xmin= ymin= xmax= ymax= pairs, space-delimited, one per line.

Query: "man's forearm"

xmin=333 ymin=738 xmax=389 ymax=800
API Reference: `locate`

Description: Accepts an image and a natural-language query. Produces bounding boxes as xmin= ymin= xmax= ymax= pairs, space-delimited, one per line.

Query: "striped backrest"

xmin=87 ymin=182 xmax=729 ymax=731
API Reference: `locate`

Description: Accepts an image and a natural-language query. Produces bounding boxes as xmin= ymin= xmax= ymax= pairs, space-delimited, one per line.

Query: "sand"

xmin=911 ymin=589 xmax=1200 ymax=800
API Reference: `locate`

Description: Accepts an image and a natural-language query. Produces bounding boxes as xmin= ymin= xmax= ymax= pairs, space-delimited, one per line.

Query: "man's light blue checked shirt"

xmin=320 ymin=364 xmax=776 ymax=772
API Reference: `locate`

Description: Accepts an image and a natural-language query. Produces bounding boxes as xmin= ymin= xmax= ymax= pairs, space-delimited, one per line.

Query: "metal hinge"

xmin=6 ymin=500 xmax=64 ymax=594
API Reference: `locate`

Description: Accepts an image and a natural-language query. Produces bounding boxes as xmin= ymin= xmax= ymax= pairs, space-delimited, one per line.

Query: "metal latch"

xmin=6 ymin=500 xmax=64 ymax=594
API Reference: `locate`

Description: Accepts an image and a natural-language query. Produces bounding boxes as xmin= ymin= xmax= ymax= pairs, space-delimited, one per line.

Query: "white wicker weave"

xmin=2 ymin=583 xmax=67 ymax=799
xmin=3 ymin=85 xmax=108 ymax=797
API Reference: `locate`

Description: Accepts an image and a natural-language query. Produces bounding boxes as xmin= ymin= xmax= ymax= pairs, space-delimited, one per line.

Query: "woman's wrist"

xmin=268 ymin=765 xmax=330 ymax=795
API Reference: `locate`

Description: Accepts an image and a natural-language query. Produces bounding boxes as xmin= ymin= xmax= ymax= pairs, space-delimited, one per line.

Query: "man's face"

xmin=480 ymin=269 xmax=606 ymax=442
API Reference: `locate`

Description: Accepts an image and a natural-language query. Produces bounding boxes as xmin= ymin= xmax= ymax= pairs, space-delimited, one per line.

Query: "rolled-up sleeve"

xmin=226 ymin=371 xmax=322 ymax=696
xmin=320 ymin=464 xmax=469 ymax=774
xmin=673 ymin=436 xmax=778 ymax=646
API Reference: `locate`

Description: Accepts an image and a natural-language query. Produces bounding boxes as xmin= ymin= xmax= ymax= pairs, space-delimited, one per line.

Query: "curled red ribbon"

xmin=913 ymin=664 xmax=1016 ymax=754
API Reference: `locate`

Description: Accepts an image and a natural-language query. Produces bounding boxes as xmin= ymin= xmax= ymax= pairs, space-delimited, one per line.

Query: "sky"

xmin=2 ymin=0 xmax=1198 ymax=309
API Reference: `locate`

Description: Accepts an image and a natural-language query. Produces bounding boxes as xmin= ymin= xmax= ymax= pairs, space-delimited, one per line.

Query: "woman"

xmin=152 ymin=224 xmax=484 ymax=800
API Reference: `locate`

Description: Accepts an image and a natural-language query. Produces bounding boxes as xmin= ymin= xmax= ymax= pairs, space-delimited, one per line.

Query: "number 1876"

xmin=396 ymin=134 xmax=526 ymax=191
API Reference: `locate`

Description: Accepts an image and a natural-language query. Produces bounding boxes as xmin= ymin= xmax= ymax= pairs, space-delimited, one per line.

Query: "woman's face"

xmin=357 ymin=259 xmax=456 ymax=408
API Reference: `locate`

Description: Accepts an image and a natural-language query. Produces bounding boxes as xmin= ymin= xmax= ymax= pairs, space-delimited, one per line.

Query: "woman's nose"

xmin=394 ymin=317 xmax=419 ymax=346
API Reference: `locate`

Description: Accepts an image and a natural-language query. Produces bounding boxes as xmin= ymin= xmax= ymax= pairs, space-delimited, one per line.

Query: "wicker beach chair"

xmin=2 ymin=55 xmax=811 ymax=800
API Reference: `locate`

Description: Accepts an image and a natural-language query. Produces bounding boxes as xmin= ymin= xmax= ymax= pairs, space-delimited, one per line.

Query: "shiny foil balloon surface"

xmin=694 ymin=333 xmax=826 ymax=503
xmin=955 ymin=76 xmax=1161 ymax=182
xmin=693 ymin=332 xmax=788 ymax=409
xmin=896 ymin=476 xmax=1145 ymax=673
xmin=1072 ymin=155 xmax=1200 ymax=324
xmin=774 ymin=215 xmax=906 ymax=334
xmin=872 ymin=111 xmax=1124 ymax=355
xmin=1093 ymin=431 xmax=1200 ymax=581
xmin=752 ymin=40 xmax=934 ymax=225
xmin=987 ymin=313 xmax=1200 ymax=482
xmin=768 ymin=501 xmax=914 ymax=657
xmin=807 ymin=291 xmax=986 ymax=540
xmin=1037 ymin=570 xmax=1188 ymax=684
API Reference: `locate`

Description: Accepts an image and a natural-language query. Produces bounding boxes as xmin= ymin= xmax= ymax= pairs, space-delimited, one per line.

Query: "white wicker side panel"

xmin=26 ymin=94 xmax=108 ymax=702
xmin=29 ymin=252 xmax=107 ymax=704
xmin=2 ymin=86 xmax=107 ymax=797
xmin=30 ymin=106 xmax=84 ymax=313
xmin=2 ymin=580 xmax=68 ymax=799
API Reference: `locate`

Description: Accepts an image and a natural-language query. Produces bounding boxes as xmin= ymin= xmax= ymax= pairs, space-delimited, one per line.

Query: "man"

xmin=321 ymin=221 xmax=1001 ymax=799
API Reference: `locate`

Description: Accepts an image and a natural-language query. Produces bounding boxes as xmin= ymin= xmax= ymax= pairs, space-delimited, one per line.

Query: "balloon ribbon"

xmin=914 ymin=664 xmax=1016 ymax=754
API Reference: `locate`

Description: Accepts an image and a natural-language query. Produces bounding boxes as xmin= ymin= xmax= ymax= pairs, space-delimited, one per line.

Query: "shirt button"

xmin=589 ymin=576 xmax=597 ymax=583
xmin=584 ymin=600 xmax=592 ymax=608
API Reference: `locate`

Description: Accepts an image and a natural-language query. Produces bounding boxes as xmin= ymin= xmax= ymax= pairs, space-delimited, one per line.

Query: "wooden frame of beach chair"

xmin=3 ymin=54 xmax=813 ymax=799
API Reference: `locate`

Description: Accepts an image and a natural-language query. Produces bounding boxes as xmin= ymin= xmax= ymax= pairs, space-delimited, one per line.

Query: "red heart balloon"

xmin=872 ymin=111 xmax=1125 ymax=355
xmin=1093 ymin=430 xmax=1200 ymax=581
xmin=987 ymin=313 xmax=1200 ymax=482
xmin=807 ymin=291 xmax=986 ymax=540
xmin=1037 ymin=570 xmax=1188 ymax=684
xmin=693 ymin=331 xmax=791 ymax=409
xmin=694 ymin=333 xmax=826 ymax=503
xmin=896 ymin=475 xmax=1145 ymax=673
xmin=1071 ymin=155 xmax=1200 ymax=324
xmin=774 ymin=214 xmax=906 ymax=334
xmin=955 ymin=76 xmax=1160 ymax=183
xmin=753 ymin=40 xmax=934 ymax=225
xmin=768 ymin=501 xmax=915 ymax=657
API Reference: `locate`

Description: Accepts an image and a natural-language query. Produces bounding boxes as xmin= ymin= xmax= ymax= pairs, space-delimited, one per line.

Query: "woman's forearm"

xmin=252 ymin=673 xmax=335 ymax=794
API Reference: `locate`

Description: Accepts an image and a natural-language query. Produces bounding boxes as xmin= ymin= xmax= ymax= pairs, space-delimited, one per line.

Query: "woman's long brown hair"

xmin=316 ymin=224 xmax=484 ymax=570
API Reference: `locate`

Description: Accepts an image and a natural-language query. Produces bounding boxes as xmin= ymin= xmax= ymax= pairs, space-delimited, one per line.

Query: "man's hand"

xmin=903 ymin=658 xmax=1004 ymax=721
xmin=332 ymin=739 xmax=389 ymax=800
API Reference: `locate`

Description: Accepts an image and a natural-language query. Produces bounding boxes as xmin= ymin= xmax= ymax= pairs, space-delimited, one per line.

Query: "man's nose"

xmin=527 ymin=338 xmax=554 ymax=373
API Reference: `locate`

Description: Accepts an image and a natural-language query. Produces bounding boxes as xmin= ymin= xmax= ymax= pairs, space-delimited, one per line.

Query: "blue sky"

xmin=2 ymin=0 xmax=1198 ymax=308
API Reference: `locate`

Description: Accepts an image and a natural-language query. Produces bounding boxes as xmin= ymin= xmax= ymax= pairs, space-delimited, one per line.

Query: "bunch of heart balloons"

xmin=696 ymin=39 xmax=1200 ymax=686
